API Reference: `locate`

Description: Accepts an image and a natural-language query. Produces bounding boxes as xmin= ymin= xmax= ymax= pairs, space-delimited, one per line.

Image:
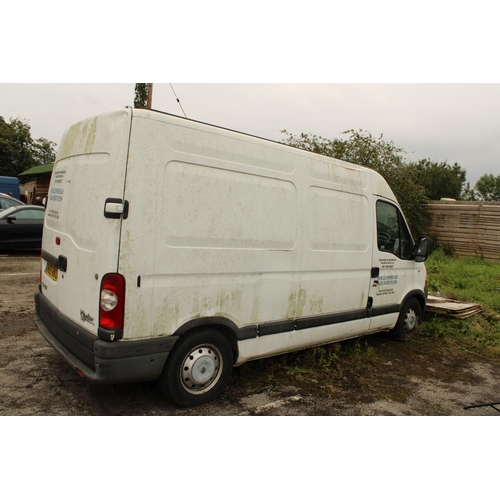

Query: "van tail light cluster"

xmin=99 ymin=273 xmax=125 ymax=330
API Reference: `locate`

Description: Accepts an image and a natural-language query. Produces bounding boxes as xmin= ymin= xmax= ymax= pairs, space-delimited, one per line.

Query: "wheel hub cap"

xmin=181 ymin=345 xmax=221 ymax=395
xmin=405 ymin=309 xmax=417 ymax=331
xmin=192 ymin=356 xmax=215 ymax=384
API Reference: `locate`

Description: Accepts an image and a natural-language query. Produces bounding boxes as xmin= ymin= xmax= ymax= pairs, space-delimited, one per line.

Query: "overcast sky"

xmin=1 ymin=83 xmax=499 ymax=186
xmin=4 ymin=2 xmax=500 ymax=188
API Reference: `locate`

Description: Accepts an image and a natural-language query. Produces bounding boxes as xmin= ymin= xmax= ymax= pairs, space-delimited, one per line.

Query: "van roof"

xmin=134 ymin=107 xmax=294 ymax=149
xmin=132 ymin=108 xmax=374 ymax=174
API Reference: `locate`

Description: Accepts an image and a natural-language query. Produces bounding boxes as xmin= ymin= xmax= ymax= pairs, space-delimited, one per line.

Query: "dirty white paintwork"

xmin=40 ymin=108 xmax=427 ymax=366
xmin=41 ymin=111 xmax=131 ymax=333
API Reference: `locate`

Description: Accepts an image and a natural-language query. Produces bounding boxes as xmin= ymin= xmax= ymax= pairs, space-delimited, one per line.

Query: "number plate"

xmin=44 ymin=262 xmax=58 ymax=281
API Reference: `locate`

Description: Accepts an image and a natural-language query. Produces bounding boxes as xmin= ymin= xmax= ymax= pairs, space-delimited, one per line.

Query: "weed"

xmin=429 ymin=241 xmax=456 ymax=258
xmin=420 ymin=315 xmax=450 ymax=338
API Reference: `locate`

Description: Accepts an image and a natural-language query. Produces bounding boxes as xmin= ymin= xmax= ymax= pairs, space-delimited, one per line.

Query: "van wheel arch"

xmin=158 ymin=326 xmax=235 ymax=407
xmin=172 ymin=318 xmax=240 ymax=359
xmin=203 ymin=323 xmax=238 ymax=361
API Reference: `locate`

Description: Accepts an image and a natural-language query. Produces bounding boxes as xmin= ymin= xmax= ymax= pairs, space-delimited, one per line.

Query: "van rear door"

xmin=40 ymin=110 xmax=132 ymax=335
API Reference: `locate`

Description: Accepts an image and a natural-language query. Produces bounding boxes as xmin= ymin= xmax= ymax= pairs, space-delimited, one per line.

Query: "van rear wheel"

xmin=389 ymin=298 xmax=422 ymax=342
xmin=158 ymin=328 xmax=233 ymax=407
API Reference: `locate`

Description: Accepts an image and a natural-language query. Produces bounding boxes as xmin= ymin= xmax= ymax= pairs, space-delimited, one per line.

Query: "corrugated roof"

xmin=19 ymin=163 xmax=54 ymax=176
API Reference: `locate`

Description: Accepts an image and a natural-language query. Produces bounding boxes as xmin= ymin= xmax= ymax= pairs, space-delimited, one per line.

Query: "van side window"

xmin=376 ymin=201 xmax=412 ymax=259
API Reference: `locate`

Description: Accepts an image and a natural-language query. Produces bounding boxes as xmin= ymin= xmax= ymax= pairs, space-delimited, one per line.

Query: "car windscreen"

xmin=0 ymin=197 xmax=22 ymax=210
xmin=0 ymin=206 xmax=19 ymax=219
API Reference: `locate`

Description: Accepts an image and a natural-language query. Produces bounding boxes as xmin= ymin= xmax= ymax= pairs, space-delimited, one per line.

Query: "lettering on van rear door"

xmin=46 ymin=169 xmax=67 ymax=219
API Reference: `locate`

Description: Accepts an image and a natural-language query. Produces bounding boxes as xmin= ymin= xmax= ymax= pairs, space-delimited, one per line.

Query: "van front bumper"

xmin=34 ymin=291 xmax=177 ymax=384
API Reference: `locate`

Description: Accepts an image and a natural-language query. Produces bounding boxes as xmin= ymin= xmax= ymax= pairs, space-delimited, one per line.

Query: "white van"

xmin=35 ymin=108 xmax=429 ymax=407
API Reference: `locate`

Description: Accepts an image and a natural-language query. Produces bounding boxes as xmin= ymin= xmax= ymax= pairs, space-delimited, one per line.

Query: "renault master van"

xmin=35 ymin=108 xmax=429 ymax=407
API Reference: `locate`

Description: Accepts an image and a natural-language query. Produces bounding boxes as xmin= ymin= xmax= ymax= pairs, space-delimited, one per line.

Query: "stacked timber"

xmin=427 ymin=200 xmax=500 ymax=262
xmin=426 ymin=296 xmax=482 ymax=319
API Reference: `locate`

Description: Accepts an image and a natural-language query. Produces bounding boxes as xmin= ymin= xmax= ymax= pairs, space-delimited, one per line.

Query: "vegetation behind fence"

xmin=427 ymin=200 xmax=500 ymax=262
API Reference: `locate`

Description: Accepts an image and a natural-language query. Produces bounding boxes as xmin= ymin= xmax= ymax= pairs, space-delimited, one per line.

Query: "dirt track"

xmin=1 ymin=253 xmax=500 ymax=416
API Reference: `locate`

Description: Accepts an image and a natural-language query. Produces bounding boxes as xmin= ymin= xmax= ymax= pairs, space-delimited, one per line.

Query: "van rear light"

xmin=99 ymin=273 xmax=125 ymax=330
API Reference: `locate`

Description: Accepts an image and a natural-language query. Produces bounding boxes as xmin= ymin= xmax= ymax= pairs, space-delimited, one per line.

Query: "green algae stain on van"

xmin=287 ymin=286 xmax=307 ymax=319
xmin=286 ymin=289 xmax=297 ymax=319
xmin=58 ymin=117 xmax=98 ymax=159
xmin=296 ymin=287 xmax=308 ymax=318
xmin=59 ymin=123 xmax=81 ymax=159
xmin=83 ymin=117 xmax=97 ymax=153
xmin=308 ymin=294 xmax=324 ymax=316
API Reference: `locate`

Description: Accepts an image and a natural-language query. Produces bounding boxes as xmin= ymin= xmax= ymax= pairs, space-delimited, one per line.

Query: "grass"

xmin=231 ymin=338 xmax=378 ymax=397
xmin=229 ymin=250 xmax=500 ymax=398
xmin=421 ymin=249 xmax=500 ymax=356
xmin=426 ymin=249 xmax=500 ymax=312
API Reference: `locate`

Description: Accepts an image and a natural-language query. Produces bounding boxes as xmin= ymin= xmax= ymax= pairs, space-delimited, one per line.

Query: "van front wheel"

xmin=158 ymin=328 xmax=233 ymax=407
xmin=389 ymin=298 xmax=422 ymax=342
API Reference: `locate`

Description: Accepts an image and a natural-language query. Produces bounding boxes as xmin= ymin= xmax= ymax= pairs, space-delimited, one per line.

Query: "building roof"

xmin=19 ymin=163 xmax=54 ymax=176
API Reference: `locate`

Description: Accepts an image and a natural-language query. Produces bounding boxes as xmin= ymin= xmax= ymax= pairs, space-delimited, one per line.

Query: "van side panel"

xmin=120 ymin=114 xmax=303 ymax=341
xmin=301 ymin=164 xmax=372 ymax=315
xmin=236 ymin=161 xmax=375 ymax=363
xmin=121 ymin=112 xmax=384 ymax=361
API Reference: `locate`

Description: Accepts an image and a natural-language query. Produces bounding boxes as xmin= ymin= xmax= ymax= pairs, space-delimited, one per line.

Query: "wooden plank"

xmin=426 ymin=296 xmax=482 ymax=318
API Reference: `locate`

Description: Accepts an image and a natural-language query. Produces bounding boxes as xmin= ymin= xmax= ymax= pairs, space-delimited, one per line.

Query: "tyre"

xmin=389 ymin=297 xmax=422 ymax=342
xmin=158 ymin=328 xmax=234 ymax=407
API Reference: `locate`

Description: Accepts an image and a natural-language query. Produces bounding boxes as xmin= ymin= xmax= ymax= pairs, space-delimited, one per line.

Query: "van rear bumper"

xmin=34 ymin=291 xmax=177 ymax=384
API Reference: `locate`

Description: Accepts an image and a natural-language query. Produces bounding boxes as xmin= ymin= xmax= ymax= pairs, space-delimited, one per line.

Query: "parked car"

xmin=0 ymin=193 xmax=25 ymax=211
xmin=0 ymin=205 xmax=45 ymax=250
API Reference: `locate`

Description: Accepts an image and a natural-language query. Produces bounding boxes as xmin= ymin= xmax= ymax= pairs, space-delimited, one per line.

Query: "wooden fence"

xmin=426 ymin=200 xmax=500 ymax=262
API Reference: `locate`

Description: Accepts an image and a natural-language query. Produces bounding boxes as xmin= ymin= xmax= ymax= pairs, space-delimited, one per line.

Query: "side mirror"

xmin=414 ymin=236 xmax=430 ymax=262
xmin=6 ymin=215 xmax=17 ymax=224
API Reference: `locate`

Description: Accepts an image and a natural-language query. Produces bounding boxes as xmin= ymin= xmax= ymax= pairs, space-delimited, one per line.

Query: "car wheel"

xmin=158 ymin=327 xmax=234 ymax=407
xmin=389 ymin=297 xmax=422 ymax=342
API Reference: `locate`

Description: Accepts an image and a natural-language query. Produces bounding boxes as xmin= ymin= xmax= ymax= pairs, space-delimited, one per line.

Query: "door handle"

xmin=104 ymin=198 xmax=129 ymax=219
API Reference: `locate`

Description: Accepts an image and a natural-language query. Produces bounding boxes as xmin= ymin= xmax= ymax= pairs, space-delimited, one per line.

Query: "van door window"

xmin=376 ymin=201 xmax=412 ymax=259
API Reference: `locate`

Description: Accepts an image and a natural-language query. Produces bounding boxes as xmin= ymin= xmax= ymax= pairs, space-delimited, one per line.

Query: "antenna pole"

xmin=147 ymin=83 xmax=153 ymax=109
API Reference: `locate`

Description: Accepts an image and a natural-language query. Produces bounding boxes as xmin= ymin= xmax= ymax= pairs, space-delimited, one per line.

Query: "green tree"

xmin=0 ymin=116 xmax=56 ymax=177
xmin=474 ymin=173 xmax=500 ymax=201
xmin=461 ymin=182 xmax=477 ymax=201
xmin=134 ymin=83 xmax=148 ymax=108
xmin=281 ymin=129 xmax=429 ymax=236
xmin=0 ymin=117 xmax=15 ymax=172
xmin=410 ymin=159 xmax=467 ymax=200
xmin=32 ymin=137 xmax=58 ymax=165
